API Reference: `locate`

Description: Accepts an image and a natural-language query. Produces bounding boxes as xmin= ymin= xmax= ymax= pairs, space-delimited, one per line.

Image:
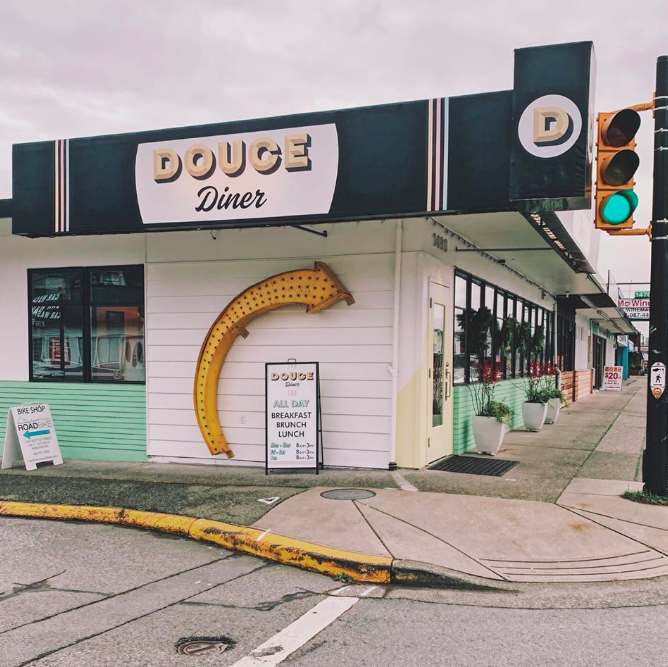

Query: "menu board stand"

xmin=265 ymin=361 xmax=322 ymax=475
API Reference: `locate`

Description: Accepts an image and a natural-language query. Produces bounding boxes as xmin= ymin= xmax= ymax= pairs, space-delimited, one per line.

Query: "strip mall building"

xmin=0 ymin=42 xmax=636 ymax=470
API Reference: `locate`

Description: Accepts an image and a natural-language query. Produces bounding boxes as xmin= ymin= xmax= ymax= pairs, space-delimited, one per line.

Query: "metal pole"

xmin=644 ymin=55 xmax=668 ymax=496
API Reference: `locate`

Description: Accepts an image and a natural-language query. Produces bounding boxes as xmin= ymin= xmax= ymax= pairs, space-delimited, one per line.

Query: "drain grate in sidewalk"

xmin=428 ymin=456 xmax=519 ymax=477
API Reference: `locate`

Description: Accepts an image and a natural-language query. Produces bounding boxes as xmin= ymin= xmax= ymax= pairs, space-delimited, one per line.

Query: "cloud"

xmin=0 ymin=0 xmax=666 ymax=283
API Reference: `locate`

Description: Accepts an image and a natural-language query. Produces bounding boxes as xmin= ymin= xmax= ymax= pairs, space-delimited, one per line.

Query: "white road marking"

xmin=256 ymin=529 xmax=272 ymax=542
xmin=391 ymin=470 xmax=419 ymax=492
xmin=230 ymin=586 xmax=377 ymax=666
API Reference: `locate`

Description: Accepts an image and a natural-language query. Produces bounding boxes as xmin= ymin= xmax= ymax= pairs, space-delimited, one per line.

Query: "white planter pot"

xmin=471 ymin=415 xmax=506 ymax=455
xmin=522 ymin=402 xmax=547 ymax=432
xmin=545 ymin=398 xmax=562 ymax=424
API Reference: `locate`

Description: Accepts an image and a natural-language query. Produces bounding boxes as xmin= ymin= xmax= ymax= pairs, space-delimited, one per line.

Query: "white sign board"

xmin=135 ymin=124 xmax=339 ymax=226
xmin=602 ymin=366 xmax=623 ymax=391
xmin=1 ymin=404 xmax=63 ymax=471
xmin=265 ymin=362 xmax=319 ymax=471
xmin=618 ymin=297 xmax=650 ymax=321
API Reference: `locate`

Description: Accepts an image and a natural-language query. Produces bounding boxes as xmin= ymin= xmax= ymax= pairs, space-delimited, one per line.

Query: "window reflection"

xmin=91 ymin=306 xmax=145 ymax=382
xmin=432 ymin=303 xmax=445 ymax=427
xmin=30 ymin=270 xmax=84 ymax=380
xmin=453 ymin=270 xmax=553 ymax=384
xmin=454 ymin=275 xmax=467 ymax=384
xmin=29 ymin=266 xmax=145 ymax=383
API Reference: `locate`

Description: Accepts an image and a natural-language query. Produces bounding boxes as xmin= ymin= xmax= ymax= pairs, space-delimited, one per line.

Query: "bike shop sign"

xmin=1 ymin=403 xmax=63 ymax=470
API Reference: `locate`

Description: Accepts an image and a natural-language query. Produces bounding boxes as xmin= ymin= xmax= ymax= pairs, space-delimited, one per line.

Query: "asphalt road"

xmin=1 ymin=517 xmax=667 ymax=667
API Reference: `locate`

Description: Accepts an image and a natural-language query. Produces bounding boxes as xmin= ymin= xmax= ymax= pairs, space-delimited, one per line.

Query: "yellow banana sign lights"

xmin=194 ymin=262 xmax=355 ymax=458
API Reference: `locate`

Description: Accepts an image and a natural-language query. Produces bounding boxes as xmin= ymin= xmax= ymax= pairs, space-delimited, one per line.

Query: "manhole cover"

xmin=320 ymin=488 xmax=376 ymax=501
xmin=176 ymin=637 xmax=233 ymax=656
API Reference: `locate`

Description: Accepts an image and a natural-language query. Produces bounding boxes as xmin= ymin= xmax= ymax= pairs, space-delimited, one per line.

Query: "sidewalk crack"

xmin=355 ymin=502 xmax=506 ymax=581
xmin=352 ymin=500 xmax=395 ymax=559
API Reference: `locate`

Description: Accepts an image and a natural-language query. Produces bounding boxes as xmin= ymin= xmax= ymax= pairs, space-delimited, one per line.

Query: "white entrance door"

xmin=427 ymin=281 xmax=453 ymax=462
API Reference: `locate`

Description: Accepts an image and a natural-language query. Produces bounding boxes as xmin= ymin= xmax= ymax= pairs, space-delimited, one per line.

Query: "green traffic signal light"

xmin=601 ymin=190 xmax=639 ymax=225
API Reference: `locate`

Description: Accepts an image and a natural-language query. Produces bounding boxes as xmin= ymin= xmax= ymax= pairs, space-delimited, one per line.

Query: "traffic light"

xmin=595 ymin=109 xmax=641 ymax=231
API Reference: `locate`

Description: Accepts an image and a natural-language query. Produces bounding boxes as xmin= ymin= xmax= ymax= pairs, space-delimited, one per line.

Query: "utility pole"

xmin=644 ymin=55 xmax=668 ymax=496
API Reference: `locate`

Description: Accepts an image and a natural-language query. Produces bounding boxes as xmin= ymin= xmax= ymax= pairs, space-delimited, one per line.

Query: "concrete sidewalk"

xmin=250 ymin=477 xmax=668 ymax=584
xmin=1 ymin=377 xmax=664 ymax=586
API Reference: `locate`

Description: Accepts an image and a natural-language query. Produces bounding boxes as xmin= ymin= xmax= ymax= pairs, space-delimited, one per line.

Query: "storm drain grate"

xmin=428 ymin=456 xmax=519 ymax=477
xmin=321 ymin=488 xmax=377 ymax=501
xmin=176 ymin=637 xmax=234 ymax=656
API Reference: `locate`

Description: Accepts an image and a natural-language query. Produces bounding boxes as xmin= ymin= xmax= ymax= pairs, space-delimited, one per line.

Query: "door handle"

xmin=444 ymin=363 xmax=451 ymax=399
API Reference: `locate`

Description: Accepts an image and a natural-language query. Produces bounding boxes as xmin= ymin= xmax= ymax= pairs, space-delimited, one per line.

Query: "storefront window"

xmin=482 ymin=284 xmax=494 ymax=368
xmin=89 ymin=267 xmax=145 ymax=382
xmin=452 ymin=270 xmax=554 ymax=384
xmin=507 ymin=296 xmax=516 ymax=379
xmin=30 ymin=269 xmax=85 ymax=380
xmin=523 ymin=303 xmax=531 ymax=375
xmin=29 ymin=266 xmax=145 ymax=383
xmin=496 ymin=291 xmax=505 ymax=376
xmin=453 ymin=274 xmax=467 ymax=384
xmin=469 ymin=281 xmax=481 ymax=382
xmin=556 ymin=314 xmax=575 ymax=372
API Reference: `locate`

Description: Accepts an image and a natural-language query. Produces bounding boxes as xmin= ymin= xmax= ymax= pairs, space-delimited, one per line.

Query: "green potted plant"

xmin=515 ymin=324 xmax=547 ymax=431
xmin=520 ymin=360 xmax=548 ymax=431
xmin=469 ymin=362 xmax=513 ymax=455
xmin=541 ymin=362 xmax=566 ymax=424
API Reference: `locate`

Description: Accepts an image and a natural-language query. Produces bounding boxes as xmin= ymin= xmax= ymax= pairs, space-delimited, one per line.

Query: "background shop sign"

xmin=619 ymin=297 xmax=650 ymax=321
xmin=602 ymin=366 xmax=623 ymax=391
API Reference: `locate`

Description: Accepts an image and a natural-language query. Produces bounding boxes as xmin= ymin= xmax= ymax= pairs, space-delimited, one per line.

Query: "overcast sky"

xmin=1 ymin=0 xmax=666 ymax=291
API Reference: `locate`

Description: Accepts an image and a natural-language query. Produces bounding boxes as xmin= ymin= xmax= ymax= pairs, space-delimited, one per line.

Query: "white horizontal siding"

xmin=146 ymin=308 xmax=394 ymax=331
xmin=147 ymin=361 xmax=391 ymax=381
xmin=148 ymin=378 xmax=392 ymax=399
xmin=146 ymin=273 xmax=392 ymax=297
xmin=146 ymin=290 xmax=393 ymax=313
xmin=148 ymin=327 xmax=392 ymax=347
xmin=146 ymin=253 xmax=393 ymax=468
xmin=148 ymin=344 xmax=393 ymax=364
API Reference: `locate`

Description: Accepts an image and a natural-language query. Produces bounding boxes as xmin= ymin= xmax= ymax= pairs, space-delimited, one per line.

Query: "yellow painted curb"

xmin=0 ymin=501 xmax=391 ymax=584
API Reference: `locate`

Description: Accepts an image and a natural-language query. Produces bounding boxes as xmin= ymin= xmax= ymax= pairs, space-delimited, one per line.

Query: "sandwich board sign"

xmin=1 ymin=403 xmax=63 ymax=470
xmin=265 ymin=361 xmax=321 ymax=473
xmin=602 ymin=366 xmax=623 ymax=391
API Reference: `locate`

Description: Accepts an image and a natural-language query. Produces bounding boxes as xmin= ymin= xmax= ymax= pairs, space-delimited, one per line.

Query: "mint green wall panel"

xmin=452 ymin=379 xmax=530 ymax=455
xmin=0 ymin=382 xmax=146 ymax=462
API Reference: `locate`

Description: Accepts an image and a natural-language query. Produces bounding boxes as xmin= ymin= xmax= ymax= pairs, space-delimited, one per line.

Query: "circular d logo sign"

xmin=518 ymin=94 xmax=582 ymax=158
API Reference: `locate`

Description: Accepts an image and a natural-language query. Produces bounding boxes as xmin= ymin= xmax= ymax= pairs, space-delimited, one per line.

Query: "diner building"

xmin=0 ymin=41 xmax=636 ymax=470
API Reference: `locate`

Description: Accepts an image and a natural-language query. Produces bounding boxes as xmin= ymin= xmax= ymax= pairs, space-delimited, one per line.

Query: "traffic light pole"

xmin=644 ymin=55 xmax=668 ymax=496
